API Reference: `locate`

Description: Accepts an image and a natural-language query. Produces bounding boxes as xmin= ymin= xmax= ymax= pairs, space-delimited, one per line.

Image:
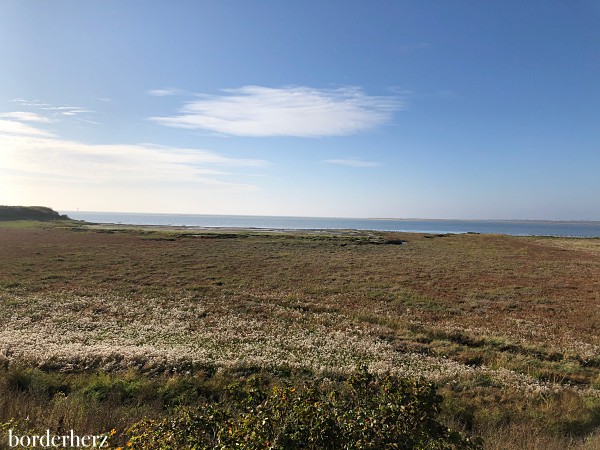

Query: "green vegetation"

xmin=125 ymin=366 xmax=479 ymax=449
xmin=0 ymin=205 xmax=70 ymax=222
xmin=0 ymin=223 xmax=599 ymax=448
xmin=0 ymin=366 xmax=479 ymax=449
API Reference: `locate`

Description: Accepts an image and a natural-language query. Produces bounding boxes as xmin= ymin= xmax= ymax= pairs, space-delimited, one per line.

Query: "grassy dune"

xmin=0 ymin=222 xmax=599 ymax=448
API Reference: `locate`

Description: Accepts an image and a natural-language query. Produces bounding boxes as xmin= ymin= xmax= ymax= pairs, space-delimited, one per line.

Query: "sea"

xmin=60 ymin=211 xmax=600 ymax=238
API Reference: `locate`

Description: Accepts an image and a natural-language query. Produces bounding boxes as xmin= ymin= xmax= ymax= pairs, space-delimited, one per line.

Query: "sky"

xmin=1 ymin=0 xmax=599 ymax=220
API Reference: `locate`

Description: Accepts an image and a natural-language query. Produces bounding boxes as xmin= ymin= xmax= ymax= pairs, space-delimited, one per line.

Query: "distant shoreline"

xmin=370 ymin=217 xmax=600 ymax=224
xmin=63 ymin=211 xmax=600 ymax=238
xmin=62 ymin=210 xmax=600 ymax=224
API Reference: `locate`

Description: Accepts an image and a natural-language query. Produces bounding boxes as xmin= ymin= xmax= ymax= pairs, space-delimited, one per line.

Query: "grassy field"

xmin=0 ymin=221 xmax=599 ymax=448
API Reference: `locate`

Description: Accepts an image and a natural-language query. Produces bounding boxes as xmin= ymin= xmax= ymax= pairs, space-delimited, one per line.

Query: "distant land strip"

xmin=0 ymin=205 xmax=71 ymax=221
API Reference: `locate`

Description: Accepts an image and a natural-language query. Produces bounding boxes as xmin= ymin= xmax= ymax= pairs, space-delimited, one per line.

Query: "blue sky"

xmin=1 ymin=1 xmax=599 ymax=219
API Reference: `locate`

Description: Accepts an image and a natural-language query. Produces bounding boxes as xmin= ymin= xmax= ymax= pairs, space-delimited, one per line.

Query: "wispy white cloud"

xmin=148 ymin=87 xmax=184 ymax=97
xmin=12 ymin=98 xmax=94 ymax=118
xmin=151 ymin=86 xmax=403 ymax=137
xmin=324 ymin=158 xmax=380 ymax=168
xmin=55 ymin=107 xmax=92 ymax=116
xmin=0 ymin=119 xmax=55 ymax=137
xmin=0 ymin=111 xmax=53 ymax=123
xmin=12 ymin=98 xmax=45 ymax=107
xmin=0 ymin=117 xmax=266 ymax=191
xmin=74 ymin=118 xmax=103 ymax=126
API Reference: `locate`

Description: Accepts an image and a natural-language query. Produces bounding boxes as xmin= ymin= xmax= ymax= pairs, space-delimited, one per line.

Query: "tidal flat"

xmin=1 ymin=222 xmax=599 ymax=448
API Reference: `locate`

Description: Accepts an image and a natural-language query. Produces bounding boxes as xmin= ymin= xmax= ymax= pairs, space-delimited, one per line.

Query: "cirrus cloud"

xmin=151 ymin=85 xmax=403 ymax=137
xmin=0 ymin=118 xmax=56 ymax=137
xmin=148 ymin=87 xmax=185 ymax=97
xmin=0 ymin=115 xmax=266 ymax=189
xmin=0 ymin=111 xmax=54 ymax=123
xmin=12 ymin=98 xmax=93 ymax=118
xmin=324 ymin=158 xmax=380 ymax=168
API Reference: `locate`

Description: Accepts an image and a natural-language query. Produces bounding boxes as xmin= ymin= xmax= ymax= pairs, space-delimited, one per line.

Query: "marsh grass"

xmin=0 ymin=224 xmax=599 ymax=448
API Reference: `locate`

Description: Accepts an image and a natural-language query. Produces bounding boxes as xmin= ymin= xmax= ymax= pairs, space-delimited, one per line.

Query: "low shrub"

xmin=123 ymin=366 xmax=480 ymax=449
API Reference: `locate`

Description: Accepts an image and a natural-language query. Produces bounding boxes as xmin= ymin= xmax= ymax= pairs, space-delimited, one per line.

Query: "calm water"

xmin=61 ymin=212 xmax=600 ymax=238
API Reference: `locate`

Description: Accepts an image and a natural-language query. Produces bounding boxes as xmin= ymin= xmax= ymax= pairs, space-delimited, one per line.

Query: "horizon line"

xmin=59 ymin=210 xmax=600 ymax=224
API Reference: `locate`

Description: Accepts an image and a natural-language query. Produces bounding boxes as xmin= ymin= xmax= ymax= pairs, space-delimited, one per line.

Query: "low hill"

xmin=0 ymin=206 xmax=70 ymax=221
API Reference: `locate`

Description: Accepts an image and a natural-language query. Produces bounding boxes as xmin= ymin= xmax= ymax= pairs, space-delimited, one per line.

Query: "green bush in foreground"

xmin=124 ymin=367 xmax=481 ymax=449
